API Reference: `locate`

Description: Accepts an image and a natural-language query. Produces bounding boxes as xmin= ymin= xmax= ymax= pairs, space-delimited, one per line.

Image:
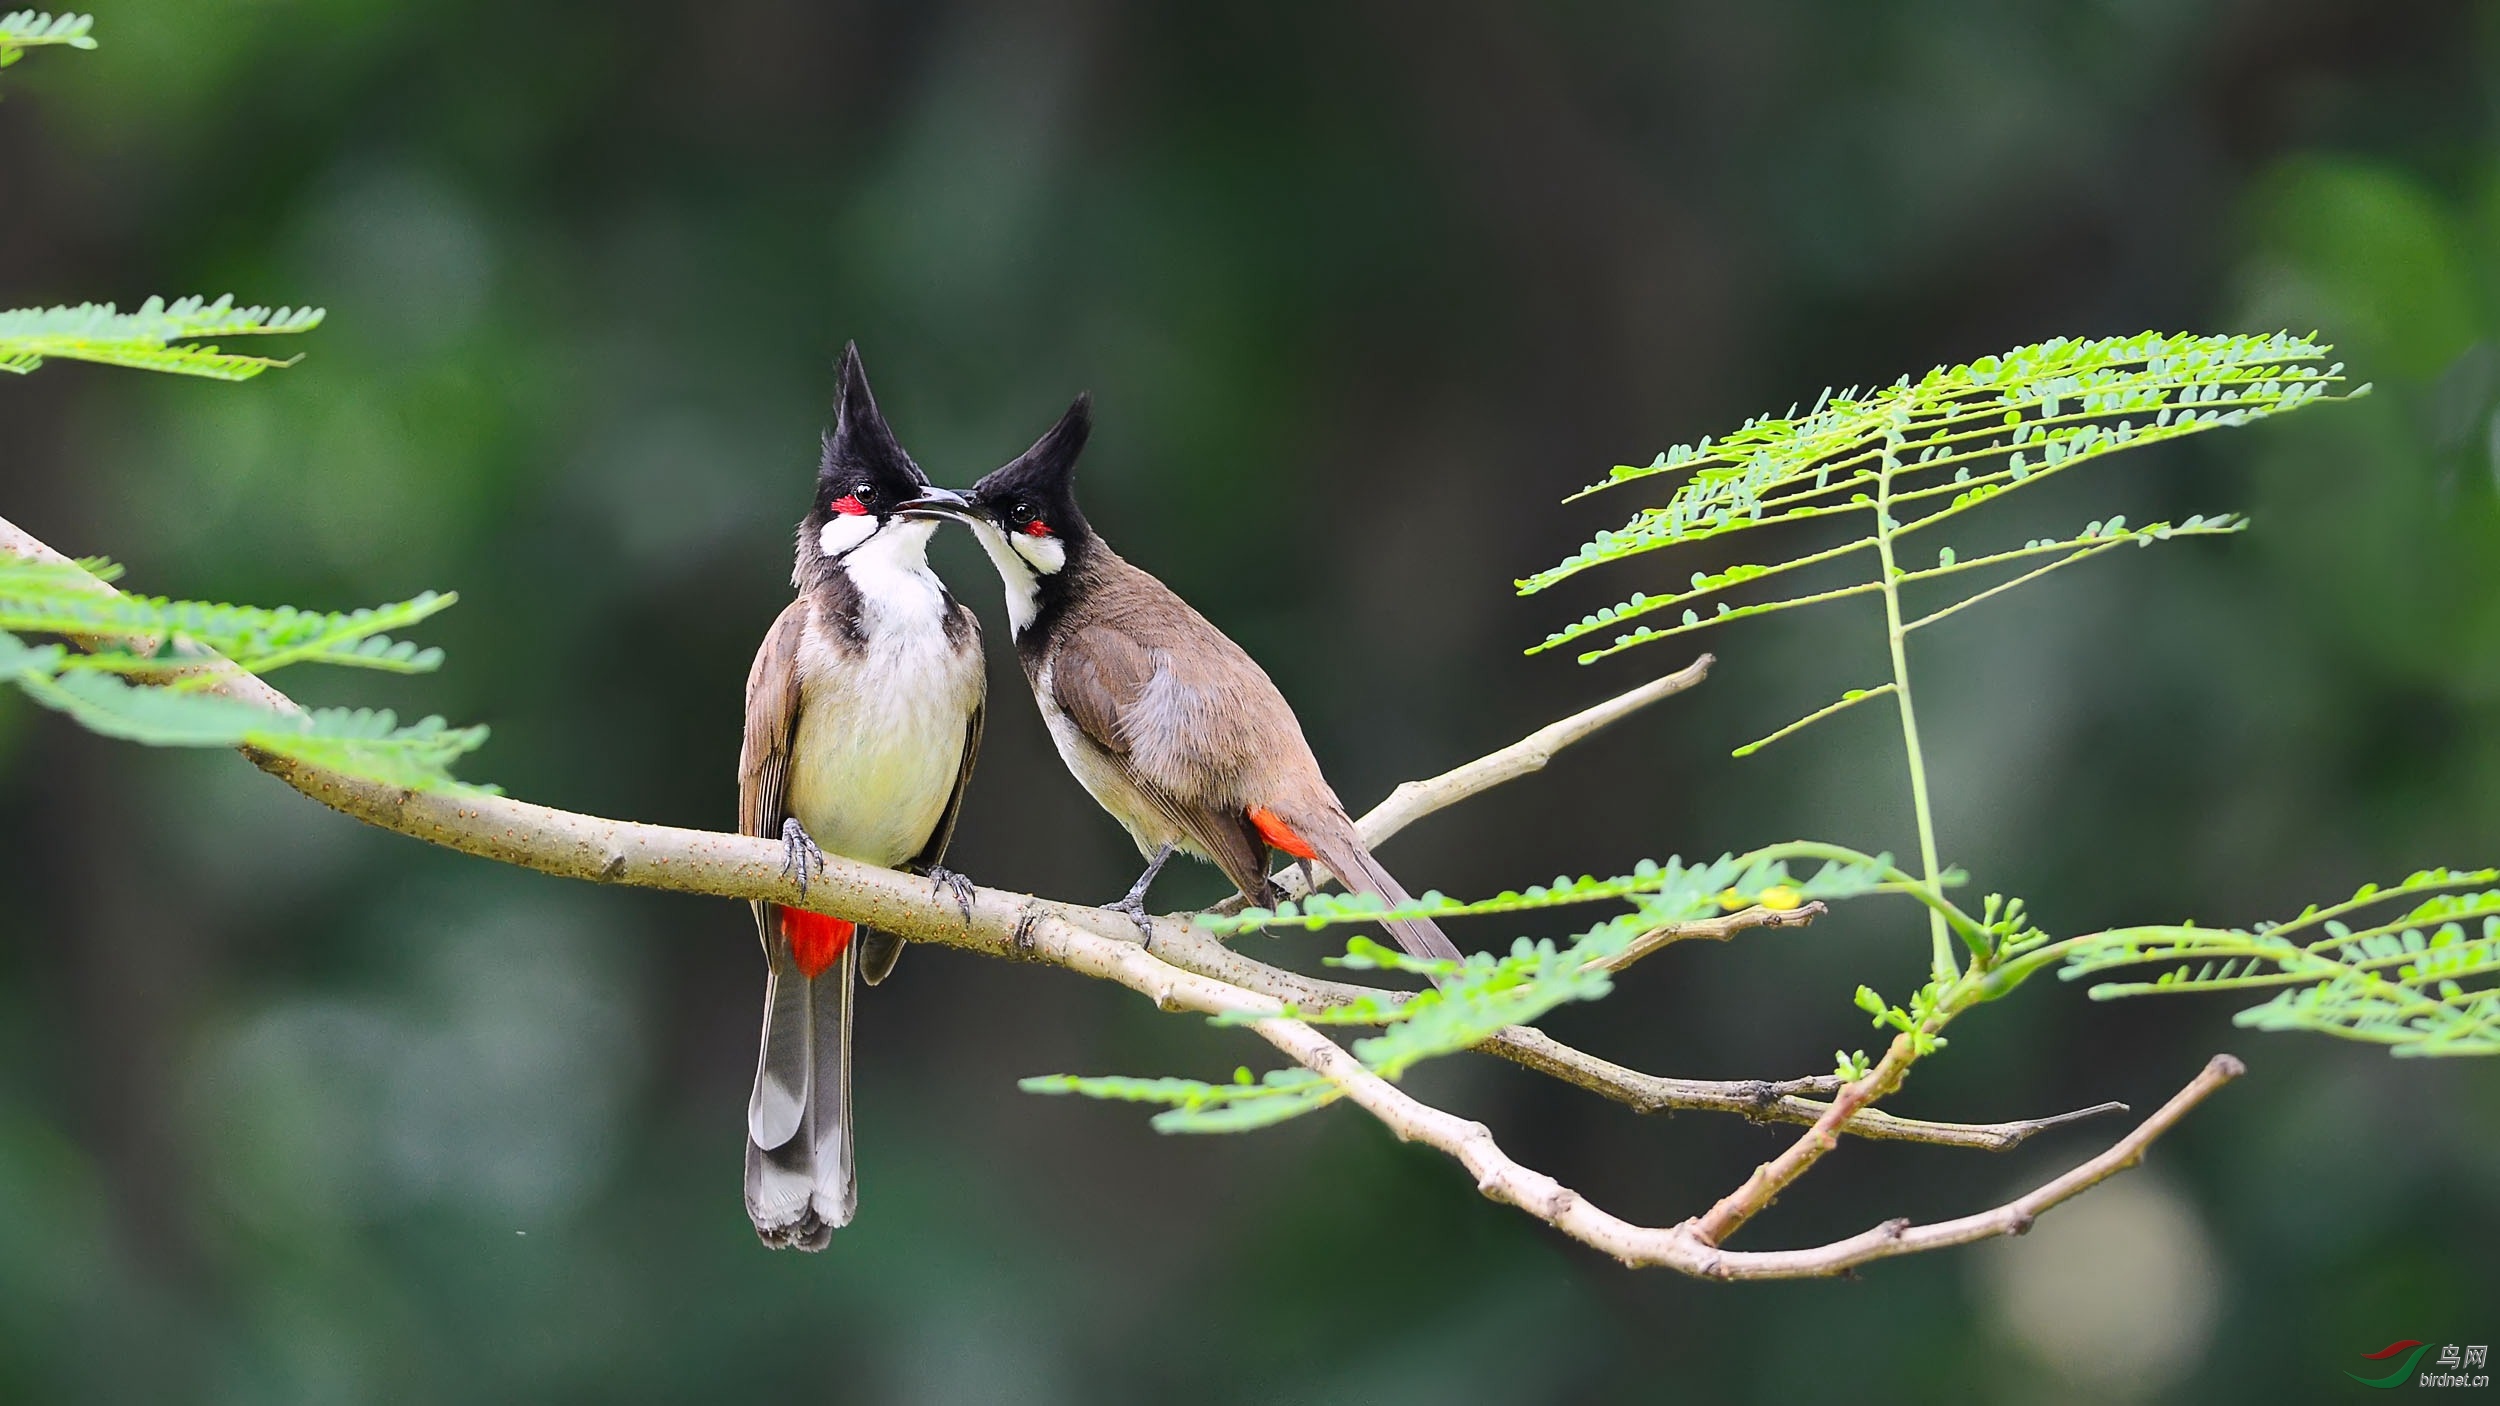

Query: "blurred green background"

xmin=5 ymin=2 xmax=2499 ymax=1401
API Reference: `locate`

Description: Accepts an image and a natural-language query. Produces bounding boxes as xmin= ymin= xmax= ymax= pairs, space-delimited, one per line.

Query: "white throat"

xmin=824 ymin=517 xmax=948 ymax=627
xmin=967 ymin=519 xmax=1063 ymax=635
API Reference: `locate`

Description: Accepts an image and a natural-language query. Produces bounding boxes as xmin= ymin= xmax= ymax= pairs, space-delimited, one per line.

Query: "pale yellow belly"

xmin=782 ymin=632 xmax=977 ymax=868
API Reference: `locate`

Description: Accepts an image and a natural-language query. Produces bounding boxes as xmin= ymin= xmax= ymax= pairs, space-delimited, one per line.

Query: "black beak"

xmin=895 ymin=485 xmax=973 ymax=520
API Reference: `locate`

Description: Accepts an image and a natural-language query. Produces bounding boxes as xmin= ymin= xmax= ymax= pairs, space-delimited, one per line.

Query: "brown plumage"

xmin=944 ymin=395 xmax=1461 ymax=964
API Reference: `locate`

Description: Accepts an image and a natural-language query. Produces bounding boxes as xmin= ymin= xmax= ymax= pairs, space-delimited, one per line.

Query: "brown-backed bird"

xmin=927 ymin=394 xmax=1459 ymax=963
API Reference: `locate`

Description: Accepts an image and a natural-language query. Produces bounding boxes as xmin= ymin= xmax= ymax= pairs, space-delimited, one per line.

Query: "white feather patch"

xmin=967 ymin=518 xmax=1049 ymax=635
xmin=817 ymin=511 xmax=877 ymax=559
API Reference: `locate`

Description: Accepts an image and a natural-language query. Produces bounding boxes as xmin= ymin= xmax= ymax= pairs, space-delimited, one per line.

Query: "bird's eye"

xmin=854 ymin=482 xmax=878 ymax=502
xmin=1009 ymin=500 xmax=1033 ymax=523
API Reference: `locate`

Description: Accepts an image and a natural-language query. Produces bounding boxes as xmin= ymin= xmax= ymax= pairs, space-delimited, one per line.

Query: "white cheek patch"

xmin=1011 ymin=532 xmax=1066 ymax=576
xmin=968 ymin=520 xmax=1045 ymax=635
xmin=818 ymin=512 xmax=877 ymax=558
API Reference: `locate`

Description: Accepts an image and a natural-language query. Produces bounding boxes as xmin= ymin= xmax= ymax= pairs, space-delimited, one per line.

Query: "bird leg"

xmin=1105 ymin=843 xmax=1176 ymax=942
xmin=927 ymin=865 xmax=977 ymax=921
xmin=780 ymin=818 xmax=828 ymax=900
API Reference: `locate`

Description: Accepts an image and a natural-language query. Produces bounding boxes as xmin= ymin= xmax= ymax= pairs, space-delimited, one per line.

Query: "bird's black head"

xmin=796 ymin=344 xmax=964 ymax=582
xmin=957 ymin=393 xmax=1094 ymax=576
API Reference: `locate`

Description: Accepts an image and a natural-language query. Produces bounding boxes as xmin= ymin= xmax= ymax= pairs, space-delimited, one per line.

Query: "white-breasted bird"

xmin=736 ymin=345 xmax=985 ymax=1248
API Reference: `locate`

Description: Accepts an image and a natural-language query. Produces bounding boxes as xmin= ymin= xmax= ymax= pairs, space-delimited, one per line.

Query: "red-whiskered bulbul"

xmin=925 ymin=394 xmax=1462 ymax=964
xmin=737 ymin=344 xmax=985 ymax=1248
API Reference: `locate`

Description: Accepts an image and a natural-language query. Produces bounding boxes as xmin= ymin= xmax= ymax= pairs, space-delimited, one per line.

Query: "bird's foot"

xmin=928 ymin=865 xmax=977 ymax=922
xmin=780 ymin=818 xmax=828 ymax=900
xmin=1105 ymin=844 xmax=1176 ymax=949
xmin=1104 ymin=893 xmax=1156 ymax=948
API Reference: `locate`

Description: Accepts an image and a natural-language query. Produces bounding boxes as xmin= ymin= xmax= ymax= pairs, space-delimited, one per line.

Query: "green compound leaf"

xmin=5 ymin=653 xmax=489 ymax=792
xmin=0 ymin=561 xmax=488 ymax=792
xmin=2055 ymin=869 xmax=2500 ymax=1057
xmin=1197 ymin=847 xmax=1897 ymax=938
xmin=0 ymin=558 xmax=453 ymax=677
xmin=1019 ymin=1069 xmax=1341 ymax=1133
xmin=1524 ymin=332 xmax=2361 ymax=670
xmin=0 ymin=296 xmax=323 ymax=380
xmin=0 ymin=10 xmax=94 ymax=68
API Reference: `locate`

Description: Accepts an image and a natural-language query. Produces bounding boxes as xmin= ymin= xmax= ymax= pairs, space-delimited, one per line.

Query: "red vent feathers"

xmin=782 ymin=909 xmax=855 ymax=978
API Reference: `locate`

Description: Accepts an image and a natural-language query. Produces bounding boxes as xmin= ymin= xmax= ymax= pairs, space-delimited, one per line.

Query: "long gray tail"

xmin=745 ymin=930 xmax=856 ymax=1249
xmin=1297 ymin=813 xmax=1464 ymax=963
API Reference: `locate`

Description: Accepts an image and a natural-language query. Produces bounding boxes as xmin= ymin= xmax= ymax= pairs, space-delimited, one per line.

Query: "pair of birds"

xmin=737 ymin=346 xmax=1460 ymax=1249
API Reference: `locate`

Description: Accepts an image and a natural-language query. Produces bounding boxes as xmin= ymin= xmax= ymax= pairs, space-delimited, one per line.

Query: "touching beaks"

xmin=893 ymin=485 xmax=974 ymax=520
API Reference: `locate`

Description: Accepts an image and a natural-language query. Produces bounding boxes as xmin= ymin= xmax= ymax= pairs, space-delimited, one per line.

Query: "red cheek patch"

xmin=1023 ymin=519 xmax=1053 ymax=537
xmin=831 ymin=494 xmax=868 ymax=516
xmin=782 ymin=909 xmax=855 ymax=978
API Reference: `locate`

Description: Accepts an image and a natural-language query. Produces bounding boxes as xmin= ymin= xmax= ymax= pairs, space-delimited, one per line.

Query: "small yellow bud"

xmin=1758 ymin=884 xmax=1803 ymax=911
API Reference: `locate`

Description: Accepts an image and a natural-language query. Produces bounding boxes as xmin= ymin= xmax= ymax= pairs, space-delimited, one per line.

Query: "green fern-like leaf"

xmin=1197 ymin=846 xmax=1901 ymax=937
xmin=0 ymin=296 xmax=323 ymax=380
xmin=0 ymin=562 xmax=488 ymax=792
xmin=2054 ymin=869 xmax=2500 ymax=1057
xmin=0 ymin=557 xmax=453 ymax=676
xmin=2 ymin=647 xmax=489 ymax=792
xmin=1525 ymin=332 xmax=2359 ymax=670
xmin=1019 ymin=1068 xmax=1341 ymax=1133
xmin=0 ymin=10 xmax=94 ymax=68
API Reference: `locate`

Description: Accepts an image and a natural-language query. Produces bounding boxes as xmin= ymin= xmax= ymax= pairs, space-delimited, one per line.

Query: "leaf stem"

xmin=1875 ymin=415 xmax=1955 ymax=983
xmin=1731 ymin=683 xmax=1894 ymax=757
xmin=1903 ymin=542 xmax=2123 ymax=634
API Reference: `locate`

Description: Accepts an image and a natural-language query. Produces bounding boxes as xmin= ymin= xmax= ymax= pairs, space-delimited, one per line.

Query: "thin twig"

xmin=1589 ymin=900 xmax=1828 ymax=975
xmin=1694 ymin=1031 xmax=1918 ymax=1246
xmin=1132 ymin=916 xmax=2127 ymax=1151
xmin=1229 ymin=653 xmax=1714 ymax=909
xmin=1481 ymin=1024 xmax=2126 ymax=1152
xmin=1244 ymin=1004 xmax=2245 ymax=1277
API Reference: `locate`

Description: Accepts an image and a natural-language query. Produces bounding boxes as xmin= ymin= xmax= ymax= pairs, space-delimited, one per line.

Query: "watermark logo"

xmin=2349 ymin=1340 xmax=2490 ymax=1390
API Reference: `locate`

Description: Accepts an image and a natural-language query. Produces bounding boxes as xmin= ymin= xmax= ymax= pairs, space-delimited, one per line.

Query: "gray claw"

xmin=929 ymin=865 xmax=977 ymax=922
xmin=780 ymin=818 xmax=827 ymax=900
xmin=1105 ymin=894 xmax=1155 ymax=950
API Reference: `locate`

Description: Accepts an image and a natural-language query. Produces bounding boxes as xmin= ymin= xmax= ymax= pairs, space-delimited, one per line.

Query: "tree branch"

xmin=0 ymin=516 xmax=2206 ymax=1276
xmin=1694 ymin=1030 xmax=1921 ymax=1245
xmin=1257 ymin=1023 xmax=2245 ymax=1278
xmin=1355 ymin=653 xmax=1715 ymax=850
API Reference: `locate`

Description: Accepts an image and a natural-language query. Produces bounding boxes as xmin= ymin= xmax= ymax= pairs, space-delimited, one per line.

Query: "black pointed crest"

xmin=821 ymin=342 xmax=926 ymax=489
xmin=976 ymin=392 xmax=1091 ymax=499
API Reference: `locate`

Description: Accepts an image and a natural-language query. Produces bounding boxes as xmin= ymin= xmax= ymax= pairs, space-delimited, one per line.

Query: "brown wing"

xmin=739 ymin=597 xmax=809 ymax=950
xmin=1047 ymin=623 xmax=1152 ymax=757
xmin=1049 ymin=619 xmax=1274 ymax=898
